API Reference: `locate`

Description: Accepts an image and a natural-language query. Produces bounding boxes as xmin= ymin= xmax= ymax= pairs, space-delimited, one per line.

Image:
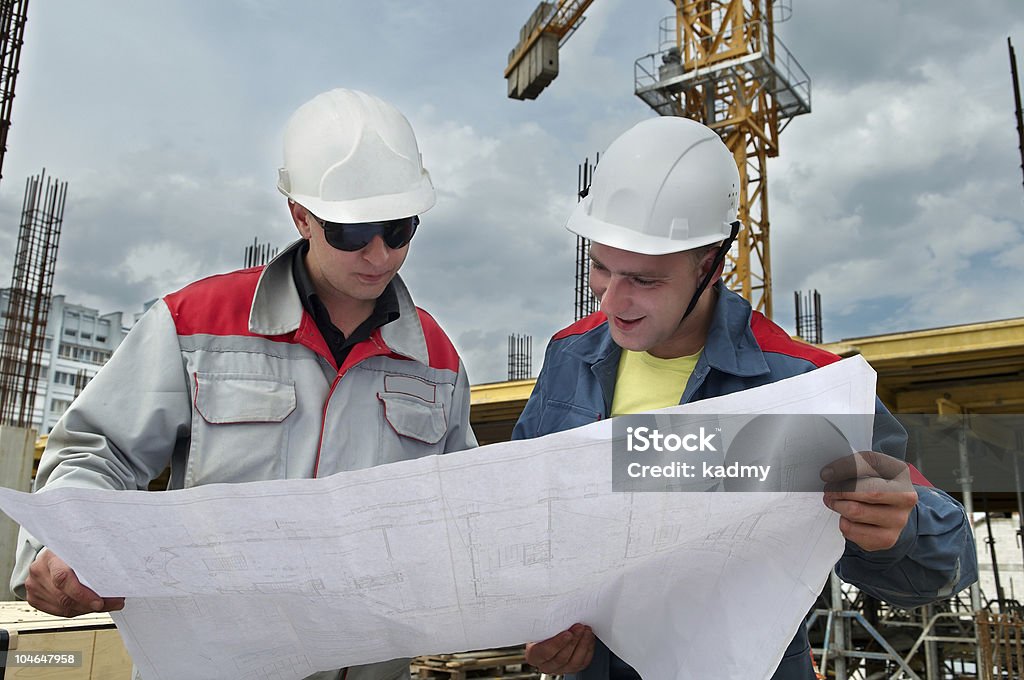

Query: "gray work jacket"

xmin=13 ymin=240 xmax=477 ymax=680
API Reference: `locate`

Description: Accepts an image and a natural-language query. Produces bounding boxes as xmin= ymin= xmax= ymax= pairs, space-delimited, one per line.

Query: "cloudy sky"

xmin=0 ymin=1 xmax=1021 ymax=384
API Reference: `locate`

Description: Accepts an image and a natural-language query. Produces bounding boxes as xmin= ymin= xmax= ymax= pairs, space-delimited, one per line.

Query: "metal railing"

xmin=634 ymin=15 xmax=810 ymax=120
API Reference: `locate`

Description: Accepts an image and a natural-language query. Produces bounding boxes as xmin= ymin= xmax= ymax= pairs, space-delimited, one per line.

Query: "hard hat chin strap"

xmin=681 ymin=221 xmax=741 ymax=321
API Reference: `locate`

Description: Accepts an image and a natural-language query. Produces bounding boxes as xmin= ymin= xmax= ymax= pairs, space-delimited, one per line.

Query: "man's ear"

xmin=699 ymin=247 xmax=727 ymax=285
xmin=289 ymin=200 xmax=312 ymax=239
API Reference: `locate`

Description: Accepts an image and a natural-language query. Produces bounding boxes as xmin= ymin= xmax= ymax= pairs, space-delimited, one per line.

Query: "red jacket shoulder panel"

xmin=750 ymin=311 xmax=839 ymax=368
xmin=164 ymin=267 xmax=263 ymax=337
xmin=416 ymin=308 xmax=461 ymax=373
xmin=552 ymin=312 xmax=608 ymax=341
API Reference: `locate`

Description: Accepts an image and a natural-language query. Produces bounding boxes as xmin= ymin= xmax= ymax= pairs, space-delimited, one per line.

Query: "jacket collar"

xmin=562 ymin=282 xmax=770 ymax=379
xmin=701 ymin=283 xmax=770 ymax=378
xmin=378 ymin=277 xmax=428 ymax=365
xmin=248 ymin=238 xmax=429 ymax=366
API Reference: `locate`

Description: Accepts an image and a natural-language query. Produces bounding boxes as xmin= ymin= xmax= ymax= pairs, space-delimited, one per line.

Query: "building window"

xmin=54 ymin=343 xmax=110 ymax=366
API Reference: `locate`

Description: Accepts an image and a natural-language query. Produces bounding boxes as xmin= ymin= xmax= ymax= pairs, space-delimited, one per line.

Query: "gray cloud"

xmin=0 ymin=1 xmax=1020 ymax=384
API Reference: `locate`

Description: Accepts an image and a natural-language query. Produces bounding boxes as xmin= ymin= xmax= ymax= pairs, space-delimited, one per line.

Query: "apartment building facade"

xmin=0 ymin=289 xmax=133 ymax=433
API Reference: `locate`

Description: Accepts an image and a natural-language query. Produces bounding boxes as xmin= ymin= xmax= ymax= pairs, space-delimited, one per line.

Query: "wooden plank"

xmin=89 ymin=629 xmax=133 ymax=679
xmin=411 ymin=646 xmax=536 ymax=680
xmin=0 ymin=601 xmax=115 ymax=633
xmin=0 ymin=602 xmax=130 ymax=679
xmin=7 ymin=630 xmax=94 ymax=679
xmin=447 ymin=654 xmax=525 ymax=668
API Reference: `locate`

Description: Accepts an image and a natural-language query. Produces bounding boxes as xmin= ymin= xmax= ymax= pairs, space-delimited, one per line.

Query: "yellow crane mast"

xmin=634 ymin=0 xmax=810 ymax=317
xmin=505 ymin=0 xmax=810 ymax=319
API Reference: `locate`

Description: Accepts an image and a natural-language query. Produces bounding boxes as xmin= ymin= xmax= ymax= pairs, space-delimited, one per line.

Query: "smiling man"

xmin=13 ymin=88 xmax=477 ymax=680
xmin=512 ymin=116 xmax=976 ymax=679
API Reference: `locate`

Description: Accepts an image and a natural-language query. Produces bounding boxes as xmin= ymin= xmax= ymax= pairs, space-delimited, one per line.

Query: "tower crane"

xmin=506 ymin=0 xmax=811 ymax=319
xmin=505 ymin=1 xmax=595 ymax=100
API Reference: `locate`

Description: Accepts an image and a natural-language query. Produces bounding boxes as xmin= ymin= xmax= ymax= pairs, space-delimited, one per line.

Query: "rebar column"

xmin=0 ymin=171 xmax=67 ymax=428
xmin=0 ymin=0 xmax=29 ymax=183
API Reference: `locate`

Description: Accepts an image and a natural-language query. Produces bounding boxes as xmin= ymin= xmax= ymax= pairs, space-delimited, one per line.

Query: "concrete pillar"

xmin=0 ymin=425 xmax=36 ymax=599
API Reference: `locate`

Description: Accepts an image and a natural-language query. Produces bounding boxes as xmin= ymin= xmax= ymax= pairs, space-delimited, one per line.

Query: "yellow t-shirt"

xmin=610 ymin=349 xmax=701 ymax=417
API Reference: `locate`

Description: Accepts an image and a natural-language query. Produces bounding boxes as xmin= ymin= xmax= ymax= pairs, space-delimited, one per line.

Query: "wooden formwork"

xmin=0 ymin=601 xmax=132 ymax=679
xmin=411 ymin=647 xmax=539 ymax=679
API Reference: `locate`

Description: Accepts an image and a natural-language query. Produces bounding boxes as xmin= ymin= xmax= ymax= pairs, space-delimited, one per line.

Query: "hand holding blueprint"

xmin=0 ymin=356 xmax=879 ymax=679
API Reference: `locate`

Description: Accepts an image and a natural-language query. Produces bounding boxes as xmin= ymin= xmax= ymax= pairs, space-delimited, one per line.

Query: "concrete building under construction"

xmin=0 ymin=290 xmax=130 ymax=433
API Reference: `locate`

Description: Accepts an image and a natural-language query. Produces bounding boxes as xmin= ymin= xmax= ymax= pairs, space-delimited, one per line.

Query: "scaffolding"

xmin=809 ymin=584 xmax=981 ymax=680
xmin=0 ymin=172 xmax=67 ymax=428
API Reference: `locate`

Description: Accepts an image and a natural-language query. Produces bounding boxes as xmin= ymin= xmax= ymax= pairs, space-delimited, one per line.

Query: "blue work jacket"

xmin=512 ymin=283 xmax=977 ymax=680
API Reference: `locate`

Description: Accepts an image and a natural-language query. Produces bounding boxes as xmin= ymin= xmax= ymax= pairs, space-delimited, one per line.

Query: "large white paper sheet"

xmin=0 ymin=356 xmax=878 ymax=679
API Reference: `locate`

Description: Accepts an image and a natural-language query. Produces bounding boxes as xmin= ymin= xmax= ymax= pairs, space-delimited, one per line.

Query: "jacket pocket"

xmin=538 ymin=399 xmax=601 ymax=434
xmin=194 ymin=373 xmax=296 ymax=423
xmin=378 ymin=392 xmax=447 ymax=445
xmin=187 ymin=373 xmax=297 ymax=485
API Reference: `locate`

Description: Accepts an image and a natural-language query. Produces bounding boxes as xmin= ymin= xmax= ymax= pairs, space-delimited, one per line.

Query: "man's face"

xmin=294 ymin=204 xmax=409 ymax=308
xmin=588 ymin=243 xmax=709 ymax=358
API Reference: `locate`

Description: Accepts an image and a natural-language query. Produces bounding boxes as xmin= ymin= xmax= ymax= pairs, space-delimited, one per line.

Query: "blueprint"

xmin=0 ymin=356 xmax=879 ymax=680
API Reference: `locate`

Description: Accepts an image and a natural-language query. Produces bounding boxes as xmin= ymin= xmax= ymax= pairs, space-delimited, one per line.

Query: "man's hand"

xmin=25 ymin=549 xmax=125 ymax=618
xmin=524 ymin=623 xmax=595 ymax=675
xmin=821 ymin=451 xmax=918 ymax=552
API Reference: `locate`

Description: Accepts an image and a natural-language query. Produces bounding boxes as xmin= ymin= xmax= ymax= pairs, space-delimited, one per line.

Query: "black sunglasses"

xmin=310 ymin=214 xmax=419 ymax=252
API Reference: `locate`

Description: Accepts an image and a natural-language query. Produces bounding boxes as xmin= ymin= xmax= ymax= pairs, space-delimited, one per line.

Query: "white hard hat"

xmin=567 ymin=116 xmax=739 ymax=255
xmin=277 ymin=88 xmax=435 ymax=223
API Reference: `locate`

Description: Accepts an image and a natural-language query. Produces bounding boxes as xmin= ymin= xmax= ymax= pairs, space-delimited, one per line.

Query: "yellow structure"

xmin=821 ymin=317 xmax=1024 ymax=416
xmin=634 ymin=0 xmax=811 ymax=318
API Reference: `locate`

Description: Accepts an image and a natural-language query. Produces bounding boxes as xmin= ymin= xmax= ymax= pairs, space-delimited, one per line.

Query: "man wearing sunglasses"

xmin=13 ymin=89 xmax=477 ymax=680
